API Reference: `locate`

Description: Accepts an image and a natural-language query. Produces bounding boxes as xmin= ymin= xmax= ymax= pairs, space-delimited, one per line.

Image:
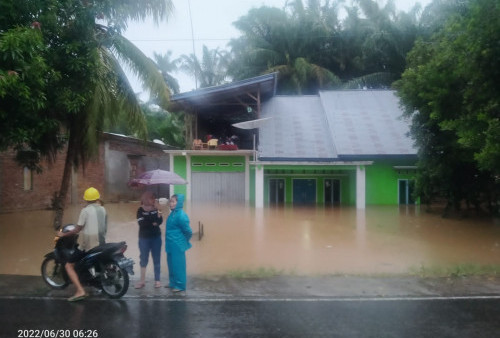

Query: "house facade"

xmin=0 ymin=133 xmax=176 ymax=212
xmin=168 ymin=74 xmax=417 ymax=208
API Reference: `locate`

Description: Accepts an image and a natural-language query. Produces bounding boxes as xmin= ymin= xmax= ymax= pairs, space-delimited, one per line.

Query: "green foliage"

xmin=396 ymin=0 xmax=499 ymax=213
xmin=0 ymin=26 xmax=63 ymax=163
xmin=410 ymin=263 xmax=500 ymax=278
xmin=104 ymin=103 xmax=184 ymax=147
xmin=228 ymin=0 xmax=421 ymax=93
xmin=0 ymin=0 xmax=173 ymax=162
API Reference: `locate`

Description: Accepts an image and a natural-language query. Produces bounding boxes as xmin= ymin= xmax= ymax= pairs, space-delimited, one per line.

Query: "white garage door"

xmin=191 ymin=172 xmax=245 ymax=204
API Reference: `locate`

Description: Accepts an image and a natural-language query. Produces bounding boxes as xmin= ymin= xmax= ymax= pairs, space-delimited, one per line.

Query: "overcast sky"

xmin=123 ymin=0 xmax=432 ymax=97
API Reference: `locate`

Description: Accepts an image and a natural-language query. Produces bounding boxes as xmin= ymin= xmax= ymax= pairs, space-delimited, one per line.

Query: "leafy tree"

xmin=142 ymin=104 xmax=185 ymax=147
xmin=228 ymin=0 xmax=422 ymax=92
xmin=178 ymin=45 xmax=230 ymax=89
xmin=396 ymin=0 xmax=499 ymax=214
xmin=336 ymin=0 xmax=422 ymax=88
xmin=0 ymin=0 xmax=174 ymax=227
xmin=0 ymin=25 xmax=62 ymax=171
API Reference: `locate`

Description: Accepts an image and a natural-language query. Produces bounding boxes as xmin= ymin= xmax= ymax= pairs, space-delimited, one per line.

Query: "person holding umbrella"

xmin=165 ymin=194 xmax=192 ymax=293
xmin=135 ymin=191 xmax=163 ymax=289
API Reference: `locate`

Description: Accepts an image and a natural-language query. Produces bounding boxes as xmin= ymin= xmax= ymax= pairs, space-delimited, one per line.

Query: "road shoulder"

xmin=1 ymin=274 xmax=499 ymax=299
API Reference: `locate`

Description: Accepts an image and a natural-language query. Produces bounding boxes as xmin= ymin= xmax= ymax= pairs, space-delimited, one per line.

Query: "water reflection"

xmin=0 ymin=203 xmax=499 ymax=277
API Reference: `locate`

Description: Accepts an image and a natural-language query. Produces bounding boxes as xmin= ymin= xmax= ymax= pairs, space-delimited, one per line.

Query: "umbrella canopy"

xmin=129 ymin=169 xmax=187 ymax=186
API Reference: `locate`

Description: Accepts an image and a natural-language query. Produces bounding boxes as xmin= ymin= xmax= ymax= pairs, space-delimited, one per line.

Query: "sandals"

xmin=135 ymin=281 xmax=162 ymax=288
xmin=68 ymin=294 xmax=88 ymax=302
xmin=134 ymin=281 xmax=145 ymax=289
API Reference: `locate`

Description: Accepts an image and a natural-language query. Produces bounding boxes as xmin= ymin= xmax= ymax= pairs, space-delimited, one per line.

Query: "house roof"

xmin=259 ymin=96 xmax=337 ymax=160
xmin=320 ymin=90 xmax=416 ymax=157
xmin=258 ymin=90 xmax=416 ymax=160
xmin=170 ymin=73 xmax=277 ymax=115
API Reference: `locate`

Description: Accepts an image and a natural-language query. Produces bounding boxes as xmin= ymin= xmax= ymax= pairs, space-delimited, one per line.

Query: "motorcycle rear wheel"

xmin=100 ymin=261 xmax=129 ymax=298
xmin=41 ymin=257 xmax=69 ymax=289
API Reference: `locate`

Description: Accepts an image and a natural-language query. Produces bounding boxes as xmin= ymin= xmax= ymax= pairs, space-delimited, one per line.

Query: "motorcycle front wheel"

xmin=100 ymin=261 xmax=129 ymax=299
xmin=41 ymin=256 xmax=69 ymax=289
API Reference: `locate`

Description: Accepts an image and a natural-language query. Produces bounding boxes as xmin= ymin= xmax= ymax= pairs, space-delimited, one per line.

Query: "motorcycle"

xmin=41 ymin=224 xmax=135 ymax=299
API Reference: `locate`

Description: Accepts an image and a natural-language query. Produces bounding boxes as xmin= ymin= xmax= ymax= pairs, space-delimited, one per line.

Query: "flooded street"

xmin=1 ymin=203 xmax=499 ymax=277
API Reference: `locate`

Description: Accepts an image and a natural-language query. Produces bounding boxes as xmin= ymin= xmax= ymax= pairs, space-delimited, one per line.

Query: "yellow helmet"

xmin=83 ymin=187 xmax=100 ymax=201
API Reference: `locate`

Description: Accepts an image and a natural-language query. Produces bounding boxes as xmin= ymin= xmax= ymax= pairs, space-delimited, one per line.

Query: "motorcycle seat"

xmin=86 ymin=242 xmax=126 ymax=255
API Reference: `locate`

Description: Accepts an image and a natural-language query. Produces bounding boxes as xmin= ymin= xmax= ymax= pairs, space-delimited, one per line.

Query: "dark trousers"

xmin=138 ymin=236 xmax=162 ymax=281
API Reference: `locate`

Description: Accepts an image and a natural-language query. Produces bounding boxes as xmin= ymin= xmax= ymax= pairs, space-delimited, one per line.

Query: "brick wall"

xmin=0 ymin=134 xmax=175 ymax=212
xmin=0 ymin=146 xmax=105 ymax=212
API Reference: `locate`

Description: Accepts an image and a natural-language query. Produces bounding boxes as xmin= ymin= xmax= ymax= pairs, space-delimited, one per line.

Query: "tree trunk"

xmin=53 ymin=130 xmax=76 ymax=229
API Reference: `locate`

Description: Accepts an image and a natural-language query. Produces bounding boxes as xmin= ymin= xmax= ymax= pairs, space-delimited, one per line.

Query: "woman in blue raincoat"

xmin=165 ymin=194 xmax=192 ymax=292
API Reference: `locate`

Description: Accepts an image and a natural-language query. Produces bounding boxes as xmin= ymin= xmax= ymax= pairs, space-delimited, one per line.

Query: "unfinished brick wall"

xmin=0 ymin=134 xmax=173 ymax=212
xmin=0 ymin=145 xmax=105 ymax=213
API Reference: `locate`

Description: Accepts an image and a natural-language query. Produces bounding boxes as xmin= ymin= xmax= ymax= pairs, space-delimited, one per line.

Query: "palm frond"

xmin=98 ymin=0 xmax=174 ymax=31
xmin=110 ymin=33 xmax=170 ymax=109
xmin=103 ymin=47 xmax=148 ymax=139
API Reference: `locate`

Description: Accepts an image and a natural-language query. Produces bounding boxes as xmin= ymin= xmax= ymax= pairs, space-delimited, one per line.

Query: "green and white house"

xmin=166 ymin=74 xmax=417 ymax=208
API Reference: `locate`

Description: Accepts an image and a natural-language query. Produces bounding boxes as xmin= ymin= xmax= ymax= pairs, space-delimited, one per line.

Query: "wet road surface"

xmin=2 ymin=296 xmax=500 ymax=337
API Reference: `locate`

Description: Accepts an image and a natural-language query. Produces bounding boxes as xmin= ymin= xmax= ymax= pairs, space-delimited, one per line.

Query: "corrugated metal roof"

xmin=170 ymin=73 xmax=277 ymax=113
xmin=258 ymin=90 xmax=416 ymax=160
xmin=320 ymin=90 xmax=416 ymax=156
xmin=259 ymin=96 xmax=336 ymax=159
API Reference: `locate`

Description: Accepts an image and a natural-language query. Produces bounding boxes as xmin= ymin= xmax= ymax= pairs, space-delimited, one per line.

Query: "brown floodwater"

xmin=1 ymin=203 xmax=499 ymax=278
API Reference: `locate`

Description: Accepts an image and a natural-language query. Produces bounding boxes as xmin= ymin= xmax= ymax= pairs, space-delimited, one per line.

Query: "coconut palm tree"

xmin=178 ymin=45 xmax=230 ymax=89
xmin=0 ymin=0 xmax=174 ymax=227
xmin=153 ymin=50 xmax=180 ymax=94
xmin=340 ymin=0 xmax=421 ymax=88
xmin=52 ymin=0 xmax=175 ymax=228
xmin=228 ymin=4 xmax=340 ymax=94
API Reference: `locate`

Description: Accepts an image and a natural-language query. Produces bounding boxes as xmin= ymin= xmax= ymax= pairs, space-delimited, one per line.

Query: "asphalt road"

xmin=1 ymin=296 xmax=500 ymax=337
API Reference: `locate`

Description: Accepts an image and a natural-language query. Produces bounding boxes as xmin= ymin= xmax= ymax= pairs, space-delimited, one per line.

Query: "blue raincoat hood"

xmin=174 ymin=194 xmax=185 ymax=210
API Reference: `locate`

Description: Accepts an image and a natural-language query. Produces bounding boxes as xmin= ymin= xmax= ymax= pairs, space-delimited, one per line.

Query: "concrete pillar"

xmin=255 ymin=165 xmax=264 ymax=208
xmin=356 ymin=165 xmax=366 ymax=209
xmin=186 ymin=154 xmax=191 ymax=202
xmin=169 ymin=153 xmax=174 ymax=196
xmin=245 ymin=155 xmax=250 ymax=203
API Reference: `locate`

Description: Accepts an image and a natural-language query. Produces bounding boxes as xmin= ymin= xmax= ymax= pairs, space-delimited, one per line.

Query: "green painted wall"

xmin=366 ymin=160 xmax=416 ymax=204
xmin=260 ymin=165 xmax=356 ymax=206
xmin=173 ymin=155 xmax=187 ymax=196
xmin=171 ymin=155 xmax=416 ymax=206
xmin=254 ymin=161 xmax=414 ymax=206
xmin=249 ymin=166 xmax=256 ymax=205
xmin=191 ymin=156 xmax=245 ymax=172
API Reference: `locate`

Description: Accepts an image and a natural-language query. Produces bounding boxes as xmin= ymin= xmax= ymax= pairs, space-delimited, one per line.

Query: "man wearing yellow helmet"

xmin=58 ymin=187 xmax=107 ymax=301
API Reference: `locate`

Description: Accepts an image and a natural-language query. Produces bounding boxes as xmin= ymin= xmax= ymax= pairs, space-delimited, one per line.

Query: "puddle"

xmin=1 ymin=203 xmax=499 ymax=277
